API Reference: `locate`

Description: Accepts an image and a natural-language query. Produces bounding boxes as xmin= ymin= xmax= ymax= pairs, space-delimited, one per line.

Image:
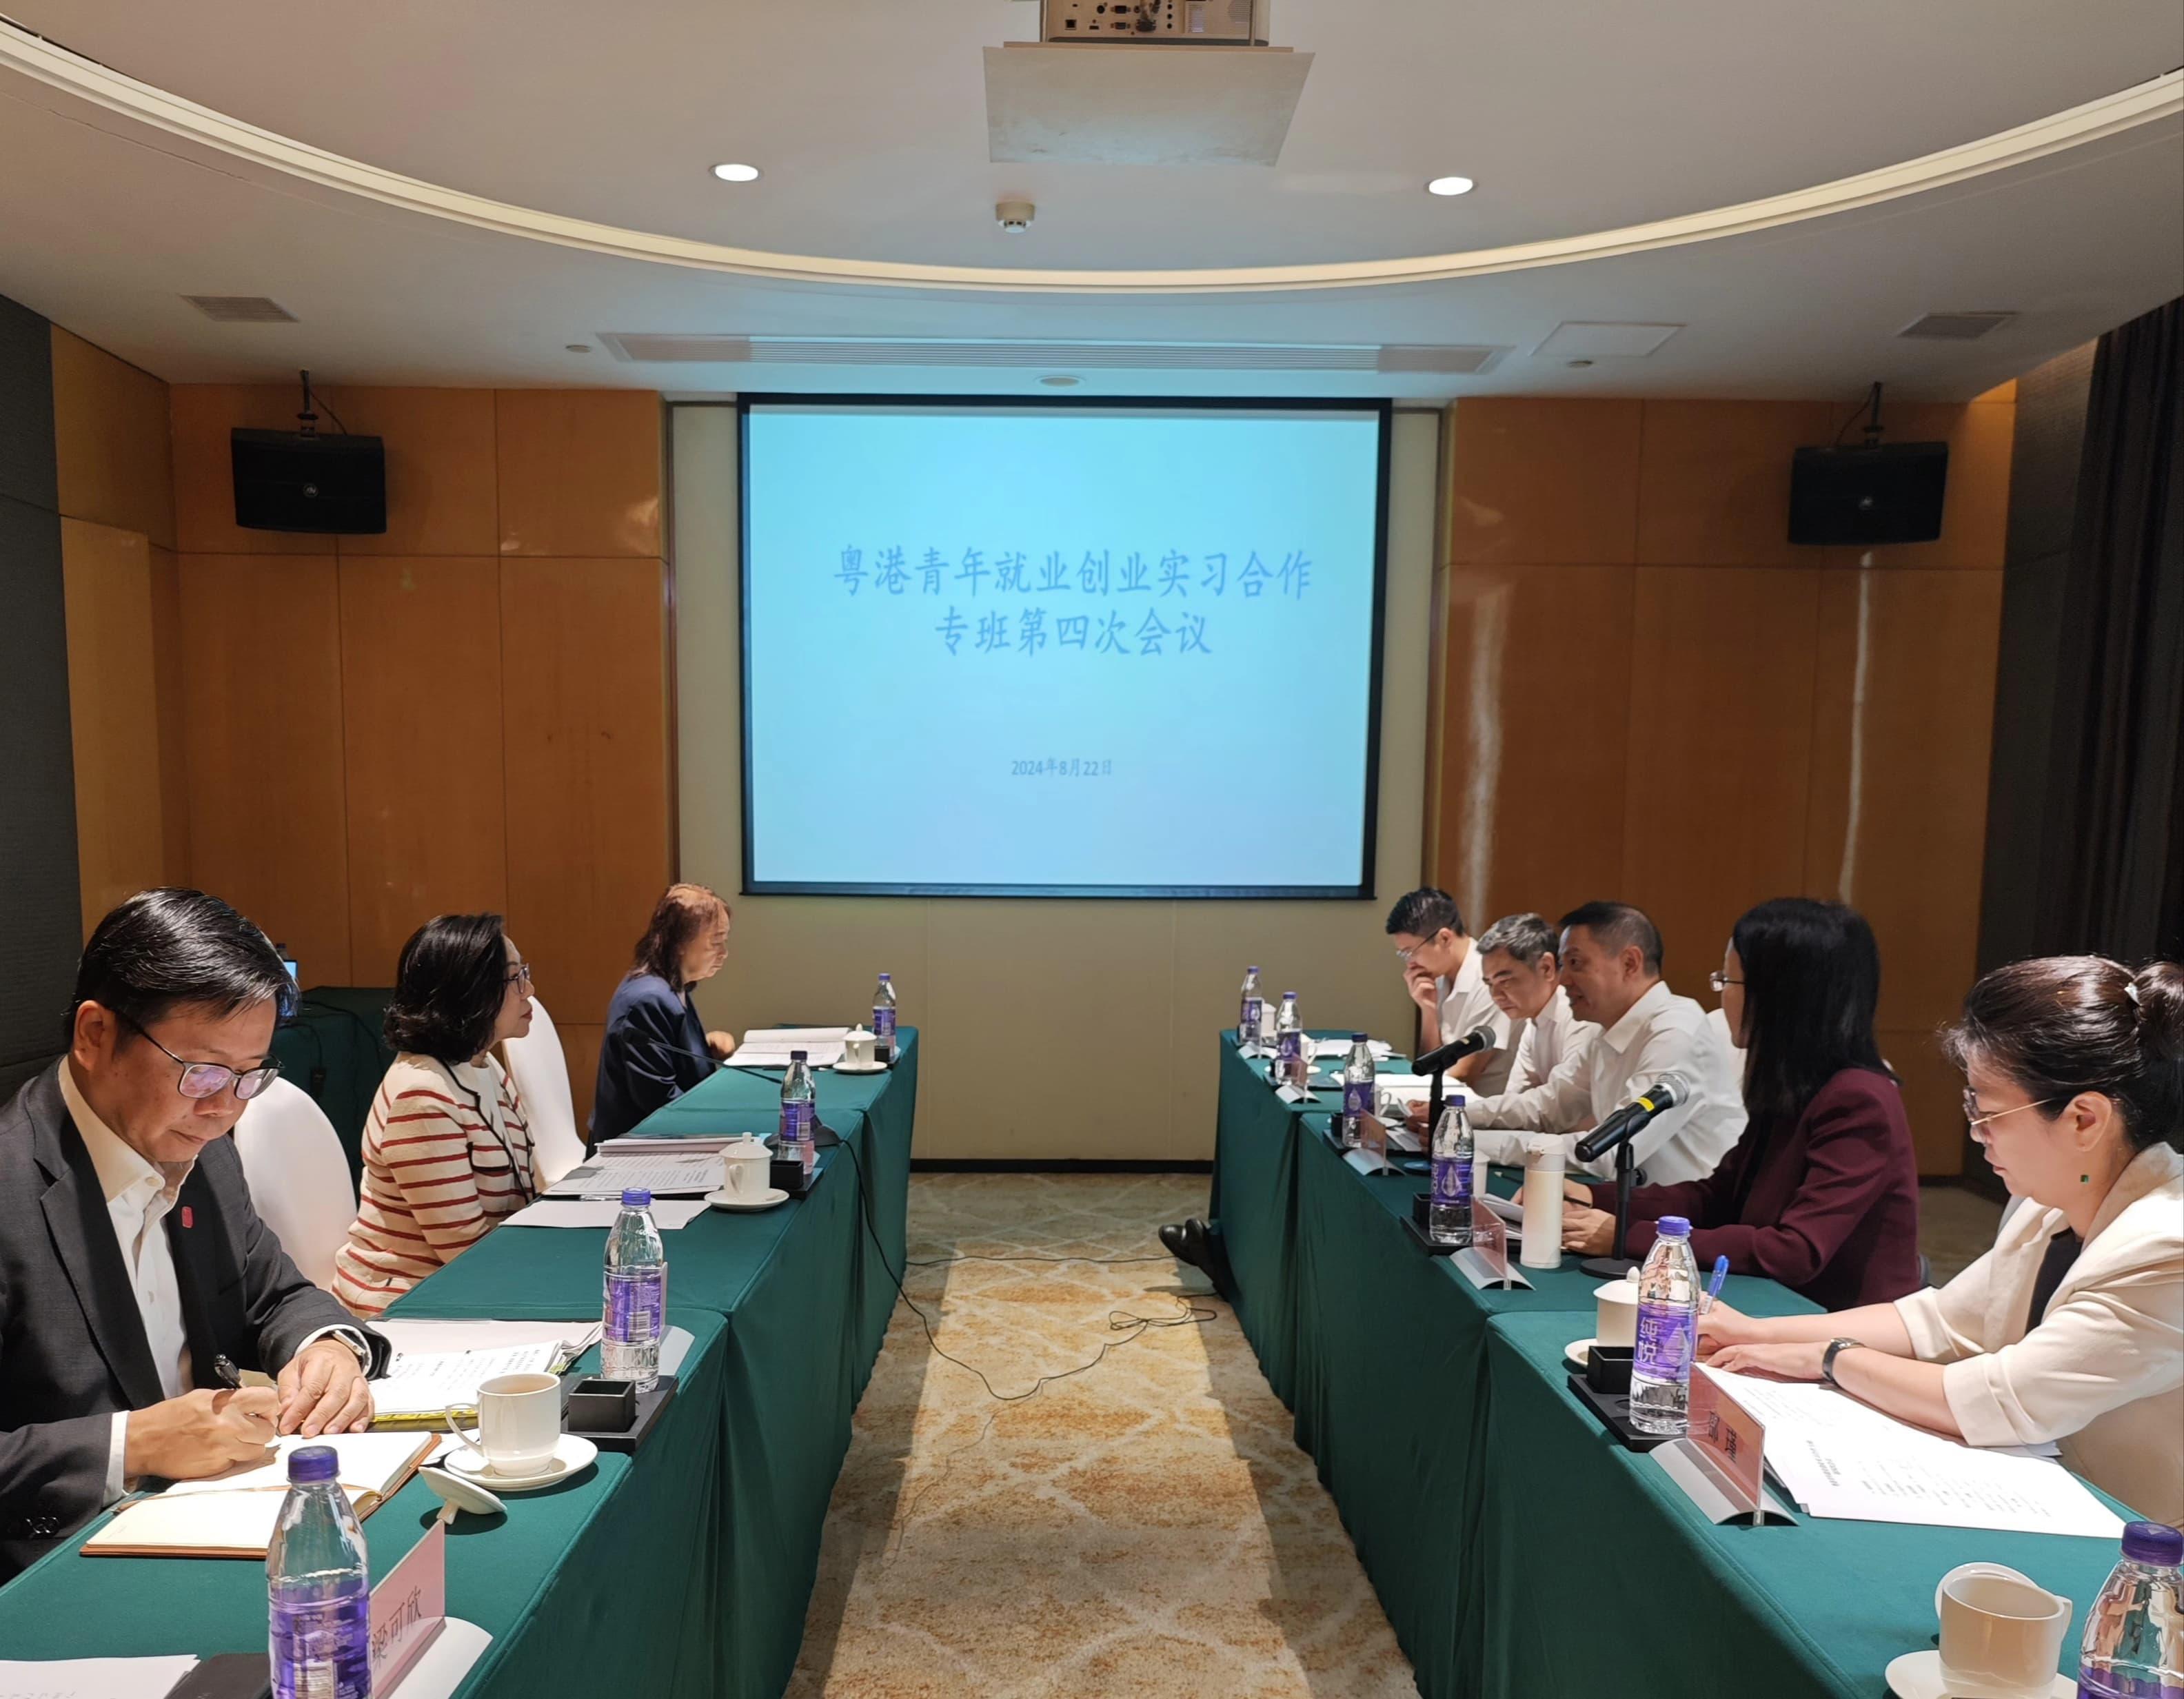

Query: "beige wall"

xmin=672 ymin=404 xmax=1440 ymax=1161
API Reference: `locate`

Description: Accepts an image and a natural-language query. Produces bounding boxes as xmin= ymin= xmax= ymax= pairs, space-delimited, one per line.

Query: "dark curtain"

xmin=2033 ymin=296 xmax=2184 ymax=964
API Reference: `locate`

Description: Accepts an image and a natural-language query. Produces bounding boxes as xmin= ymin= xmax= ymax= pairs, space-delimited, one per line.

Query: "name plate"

xmin=370 ymin=1518 xmax=447 ymax=1692
xmin=1450 ymin=1199 xmax=1531 ymax=1291
xmin=1358 ymin=1112 xmax=1391 ymax=1167
xmin=1652 ymin=1368 xmax=1793 ymax=1525
xmin=1274 ymin=1083 xmax=1313 ymax=1104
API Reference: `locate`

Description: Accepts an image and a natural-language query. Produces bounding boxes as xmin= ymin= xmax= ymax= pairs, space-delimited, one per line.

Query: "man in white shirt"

xmin=0 ymin=889 xmax=383 ymax=1577
xmin=1473 ymin=912 xmax=1598 ymax=1103
xmin=1468 ymin=902 xmax=1746 ymax=1186
xmin=1385 ymin=888 xmax=1514 ymax=1097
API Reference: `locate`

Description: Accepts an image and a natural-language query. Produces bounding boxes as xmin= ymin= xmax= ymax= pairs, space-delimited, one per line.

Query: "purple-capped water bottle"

xmin=2079 ymin=1520 xmax=2183 ymax=1697
xmin=780 ymin=1050 xmax=817 ymax=1175
xmin=872 ymin=973 xmax=898 ymax=1062
xmin=1630 ymin=1216 xmax=1699 ymax=1435
xmin=1237 ymin=967 xmax=1264 ymax=1052
xmin=603 ymin=1187 xmax=667 ymax=1391
xmin=267 ymin=1444 xmax=370 ymax=1699
xmin=1429 ymin=1092 xmax=1473 ymax=1246
xmin=1339 ymin=1034 xmax=1375 ymax=1148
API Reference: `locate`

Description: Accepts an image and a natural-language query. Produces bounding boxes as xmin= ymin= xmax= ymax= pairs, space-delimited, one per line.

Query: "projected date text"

xmin=1011 ymin=759 xmax=1113 ymax=778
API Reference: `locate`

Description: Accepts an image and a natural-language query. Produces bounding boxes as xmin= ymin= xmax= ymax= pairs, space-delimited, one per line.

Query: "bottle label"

xmin=780 ymin=1099 xmax=815 ymax=1144
xmin=1240 ymin=996 xmax=1262 ymax=1035
xmin=1276 ymin=1030 xmax=1302 ymax=1065
xmin=271 ymin=1588 xmax=371 ymax=1699
xmin=605 ymin=1268 xmax=665 ymax=1344
xmin=1635 ymin=1300 xmax=1695 ymax=1381
xmin=1431 ymin=1154 xmax=1472 ymax=1207
xmin=873 ymin=1007 xmax=896 ymax=1041
xmin=1343 ymin=1079 xmax=1372 ymax=1119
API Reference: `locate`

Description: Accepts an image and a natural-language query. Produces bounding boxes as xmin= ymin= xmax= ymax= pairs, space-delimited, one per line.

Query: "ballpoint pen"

xmin=1699 ymin=1254 xmax=1730 ymax=1314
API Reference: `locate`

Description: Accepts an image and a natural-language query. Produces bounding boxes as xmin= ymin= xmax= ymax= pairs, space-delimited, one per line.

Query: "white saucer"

xmin=1564 ymin=1337 xmax=1598 ymax=1371
xmin=707 ymin=1186 xmax=790 ymax=1212
xmin=1884 ymin=1651 xmax=2072 ymax=1698
xmin=445 ymin=1434 xmax=598 ymax=1492
xmin=831 ymin=1061 xmax=889 ymax=1075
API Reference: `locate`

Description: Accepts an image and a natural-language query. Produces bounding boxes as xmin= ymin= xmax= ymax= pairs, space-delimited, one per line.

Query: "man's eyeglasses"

xmin=120 ymin=1013 xmax=281 ymax=1101
xmin=1708 ymin=971 xmax=1745 ymax=993
xmin=1961 ymin=1092 xmax=2060 ymax=1130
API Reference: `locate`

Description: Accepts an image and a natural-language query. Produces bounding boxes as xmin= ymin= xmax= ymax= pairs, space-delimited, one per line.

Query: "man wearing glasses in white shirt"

xmin=1385 ymin=888 xmax=1515 ymax=1097
xmin=0 ymin=888 xmax=385 ymax=1578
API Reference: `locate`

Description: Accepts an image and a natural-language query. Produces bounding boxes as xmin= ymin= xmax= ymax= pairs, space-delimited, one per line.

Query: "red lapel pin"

xmin=181 ymin=1205 xmax=194 ymax=1229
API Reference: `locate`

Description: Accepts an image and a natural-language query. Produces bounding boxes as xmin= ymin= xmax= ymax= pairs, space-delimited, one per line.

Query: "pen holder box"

xmin=560 ymin=1373 xmax=677 ymax=1454
xmin=564 ymin=1377 xmax=636 ymax=1432
xmin=1585 ymin=1345 xmax=1634 ymax=1397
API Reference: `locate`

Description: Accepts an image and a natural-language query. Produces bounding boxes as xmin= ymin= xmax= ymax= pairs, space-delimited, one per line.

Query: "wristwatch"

xmin=1821 ymin=1336 xmax=1861 ymax=1387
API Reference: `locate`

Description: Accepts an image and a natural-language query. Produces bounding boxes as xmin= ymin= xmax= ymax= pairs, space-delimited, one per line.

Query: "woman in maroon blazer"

xmin=1560 ymin=897 xmax=1922 ymax=1310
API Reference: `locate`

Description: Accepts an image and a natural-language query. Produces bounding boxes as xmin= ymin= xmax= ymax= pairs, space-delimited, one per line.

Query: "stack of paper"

xmin=0 ymin=1657 xmax=199 ymax=1698
xmin=1703 ymin=1369 xmax=2125 ymax=1538
xmin=1311 ymin=1038 xmax=1396 ymax=1061
xmin=503 ymin=1198 xmax=709 ymax=1230
xmin=547 ymin=1150 xmax=722 ymax=1198
xmin=736 ymin=1027 xmax=849 ymax=1068
xmin=370 ymin=1340 xmax=588 ymax=1425
xmin=85 ymin=1434 xmax=435 ymax=1558
xmin=597 ymin=1135 xmax=744 ymax=1157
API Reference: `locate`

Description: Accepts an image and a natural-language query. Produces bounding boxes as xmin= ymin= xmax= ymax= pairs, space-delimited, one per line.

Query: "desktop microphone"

xmin=1575 ymin=1073 xmax=1692 ymax=1164
xmin=1415 ymin=1024 xmax=1499 ymax=1077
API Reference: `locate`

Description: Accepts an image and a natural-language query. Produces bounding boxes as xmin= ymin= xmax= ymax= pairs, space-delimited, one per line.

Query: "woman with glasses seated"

xmin=589 ymin=884 xmax=736 ymax=1143
xmin=331 ymin=914 xmax=540 ymax=1318
xmin=1558 ymin=897 xmax=1922 ymax=1310
xmin=1704 ymin=955 xmax=2184 ymax=1529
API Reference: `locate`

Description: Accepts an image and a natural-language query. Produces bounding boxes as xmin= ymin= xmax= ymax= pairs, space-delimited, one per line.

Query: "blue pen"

xmin=1699 ymin=1253 xmax=1729 ymax=1314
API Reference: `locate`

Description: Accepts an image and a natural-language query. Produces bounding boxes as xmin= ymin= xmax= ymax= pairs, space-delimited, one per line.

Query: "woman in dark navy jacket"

xmin=1559 ymin=897 xmax=1923 ymax=1310
xmin=591 ymin=884 xmax=736 ymax=1141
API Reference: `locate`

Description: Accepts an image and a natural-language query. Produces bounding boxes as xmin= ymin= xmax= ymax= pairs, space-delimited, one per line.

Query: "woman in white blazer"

xmin=1702 ymin=955 xmax=2184 ymax=1527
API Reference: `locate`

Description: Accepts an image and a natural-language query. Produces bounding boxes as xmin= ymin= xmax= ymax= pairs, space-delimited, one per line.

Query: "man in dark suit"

xmin=0 ymin=888 xmax=385 ymax=1579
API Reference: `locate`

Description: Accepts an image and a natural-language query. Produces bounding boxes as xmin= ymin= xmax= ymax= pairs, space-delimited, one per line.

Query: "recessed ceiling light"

xmin=1039 ymin=374 xmax=1082 ymax=388
xmin=1426 ymin=176 xmax=1475 ymax=197
xmin=710 ymin=162 xmax=761 ymax=183
xmin=565 ymin=343 xmax=592 ymax=354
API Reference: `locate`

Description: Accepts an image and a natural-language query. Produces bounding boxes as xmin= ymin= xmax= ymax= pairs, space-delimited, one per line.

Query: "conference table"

xmin=1207 ymin=1032 xmax=2132 ymax=1699
xmin=0 ymin=1032 xmax=919 ymax=1699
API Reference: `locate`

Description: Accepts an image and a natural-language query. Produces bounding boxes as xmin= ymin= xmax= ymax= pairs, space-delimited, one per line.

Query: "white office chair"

xmin=504 ymin=996 xmax=586 ymax=1188
xmin=233 ymin=1078 xmax=357 ymax=1293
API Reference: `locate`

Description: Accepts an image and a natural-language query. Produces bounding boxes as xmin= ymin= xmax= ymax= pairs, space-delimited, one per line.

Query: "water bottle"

xmin=780 ymin=1050 xmax=817 ymax=1175
xmin=1273 ymin=992 xmax=1303 ymax=1084
xmin=872 ymin=973 xmax=898 ymax=1062
xmin=2079 ymin=1520 xmax=2184 ymax=1697
xmin=267 ymin=1445 xmax=370 ymax=1699
xmin=1429 ymin=1092 xmax=1474 ymax=1246
xmin=603 ymin=1187 xmax=667 ymax=1391
xmin=1339 ymin=1034 xmax=1374 ymax=1148
xmin=1629 ymin=1216 xmax=1699 ymax=1435
xmin=1237 ymin=967 xmax=1263 ymax=1051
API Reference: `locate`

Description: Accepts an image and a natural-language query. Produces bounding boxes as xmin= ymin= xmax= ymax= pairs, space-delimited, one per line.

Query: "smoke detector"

xmin=996 ymin=199 xmax=1036 ymax=234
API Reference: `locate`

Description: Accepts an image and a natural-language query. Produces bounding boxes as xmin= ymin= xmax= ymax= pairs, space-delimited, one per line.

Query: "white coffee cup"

xmin=720 ymin=1135 xmax=773 ymax=1201
xmin=842 ymin=1028 xmax=877 ymax=1068
xmin=1935 ymin=1565 xmax=2071 ymax=1698
xmin=456 ymin=1372 xmax=562 ymax=1475
xmin=1596 ymin=1279 xmax=1639 ymax=1348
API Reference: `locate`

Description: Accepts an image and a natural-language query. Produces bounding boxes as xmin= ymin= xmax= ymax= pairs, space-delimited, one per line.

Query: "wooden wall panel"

xmin=1806 ymin=569 xmax=2004 ymax=1031
xmin=1622 ymin=567 xmax=1821 ymax=999
xmin=1435 ymin=564 xmax=1634 ymax=927
xmin=1839 ymin=400 xmax=2014 ymax=573
xmin=148 ymin=545 xmax=192 ymax=884
xmin=499 ymin=558 xmax=671 ymax=1028
xmin=59 ymin=519 xmax=168 ymax=934
xmin=176 ymin=556 xmax=351 ymax=980
xmin=322 ymin=388 xmax=498 ymax=558
xmin=338 ymin=558 xmax=508 ymax=981
xmin=50 ymin=328 xmax=176 ymax=549
xmin=1881 ymin=1024 xmax=1971 ymax=1176
xmin=1446 ymin=398 xmax=1641 ymax=566
xmin=171 ymin=387 xmax=336 ymax=556
xmin=494 ymin=391 xmax=661 ymax=558
xmin=1637 ymin=400 xmax=1837 ymax=569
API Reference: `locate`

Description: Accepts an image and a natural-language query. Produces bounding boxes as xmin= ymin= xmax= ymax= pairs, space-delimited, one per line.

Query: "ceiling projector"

xmin=1039 ymin=0 xmax=1267 ymax=44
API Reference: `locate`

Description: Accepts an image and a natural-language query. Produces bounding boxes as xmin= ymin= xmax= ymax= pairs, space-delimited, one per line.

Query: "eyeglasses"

xmin=506 ymin=962 xmax=534 ymax=989
xmin=1708 ymin=971 xmax=1745 ymax=993
xmin=1961 ymin=1092 xmax=2060 ymax=1130
xmin=120 ymin=1013 xmax=281 ymax=1101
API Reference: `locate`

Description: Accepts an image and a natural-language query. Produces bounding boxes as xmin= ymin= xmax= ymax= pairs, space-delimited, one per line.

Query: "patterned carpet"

xmin=786 ymin=1172 xmax=1418 ymax=1698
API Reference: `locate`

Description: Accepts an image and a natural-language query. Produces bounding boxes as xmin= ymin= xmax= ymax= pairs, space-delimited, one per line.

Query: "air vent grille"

xmin=183 ymin=295 xmax=298 ymax=323
xmin=599 ymin=333 xmax=1505 ymax=374
xmin=1898 ymin=311 xmax=2016 ymax=341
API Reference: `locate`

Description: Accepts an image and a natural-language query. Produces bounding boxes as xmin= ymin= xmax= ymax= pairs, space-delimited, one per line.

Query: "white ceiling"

xmin=1 ymin=0 xmax=2179 ymax=398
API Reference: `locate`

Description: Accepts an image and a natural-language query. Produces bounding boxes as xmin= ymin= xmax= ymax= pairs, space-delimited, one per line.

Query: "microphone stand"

xmin=1579 ymin=1136 xmax=1639 ymax=1279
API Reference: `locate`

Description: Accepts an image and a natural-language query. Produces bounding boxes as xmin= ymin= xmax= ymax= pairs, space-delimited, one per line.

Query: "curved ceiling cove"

xmin=1 ymin=17 xmax=2177 ymax=296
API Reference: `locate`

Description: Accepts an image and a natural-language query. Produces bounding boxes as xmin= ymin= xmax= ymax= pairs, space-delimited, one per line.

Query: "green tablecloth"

xmin=1208 ymin=1035 xmax=1316 ymax=1403
xmin=273 ymin=987 xmax=395 ymax=1181
xmin=1477 ymin=1312 xmax=2131 ymax=1699
xmin=0 ymin=1314 xmax=732 ymax=1698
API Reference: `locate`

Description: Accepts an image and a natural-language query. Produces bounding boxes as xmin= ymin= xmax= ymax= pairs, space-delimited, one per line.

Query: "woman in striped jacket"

xmin=332 ymin=914 xmax=540 ymax=1319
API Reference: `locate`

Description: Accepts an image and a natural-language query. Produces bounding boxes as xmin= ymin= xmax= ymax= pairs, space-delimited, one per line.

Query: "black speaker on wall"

xmin=231 ymin=427 xmax=386 ymax=534
xmin=1787 ymin=441 xmax=1950 ymax=547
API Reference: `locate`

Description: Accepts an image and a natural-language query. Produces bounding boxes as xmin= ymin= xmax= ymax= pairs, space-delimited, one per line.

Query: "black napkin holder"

xmin=1586 ymin=1344 xmax=1635 ymax=1396
xmin=560 ymin=1372 xmax=676 ymax=1454
xmin=564 ymin=1376 xmax=637 ymax=1432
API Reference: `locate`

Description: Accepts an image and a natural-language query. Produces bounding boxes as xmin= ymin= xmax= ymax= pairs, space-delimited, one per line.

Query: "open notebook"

xmin=84 ymin=1432 xmax=435 ymax=1559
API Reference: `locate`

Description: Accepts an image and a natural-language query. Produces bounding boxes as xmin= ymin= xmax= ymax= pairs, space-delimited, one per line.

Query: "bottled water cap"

xmin=791 ymin=1049 xmax=808 ymax=1061
xmin=1283 ymin=990 xmax=1297 ymax=999
xmin=1351 ymin=1032 xmax=1367 ymax=1041
xmin=2122 ymin=1520 xmax=2183 ymax=1564
xmin=878 ymin=973 xmax=891 ymax=981
xmin=1657 ymin=1216 xmax=1691 ymax=1238
xmin=1247 ymin=965 xmax=1259 ymax=973
xmin=622 ymin=1188 xmax=651 ymax=1208
xmin=287 ymin=1445 xmax=338 ymax=1485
